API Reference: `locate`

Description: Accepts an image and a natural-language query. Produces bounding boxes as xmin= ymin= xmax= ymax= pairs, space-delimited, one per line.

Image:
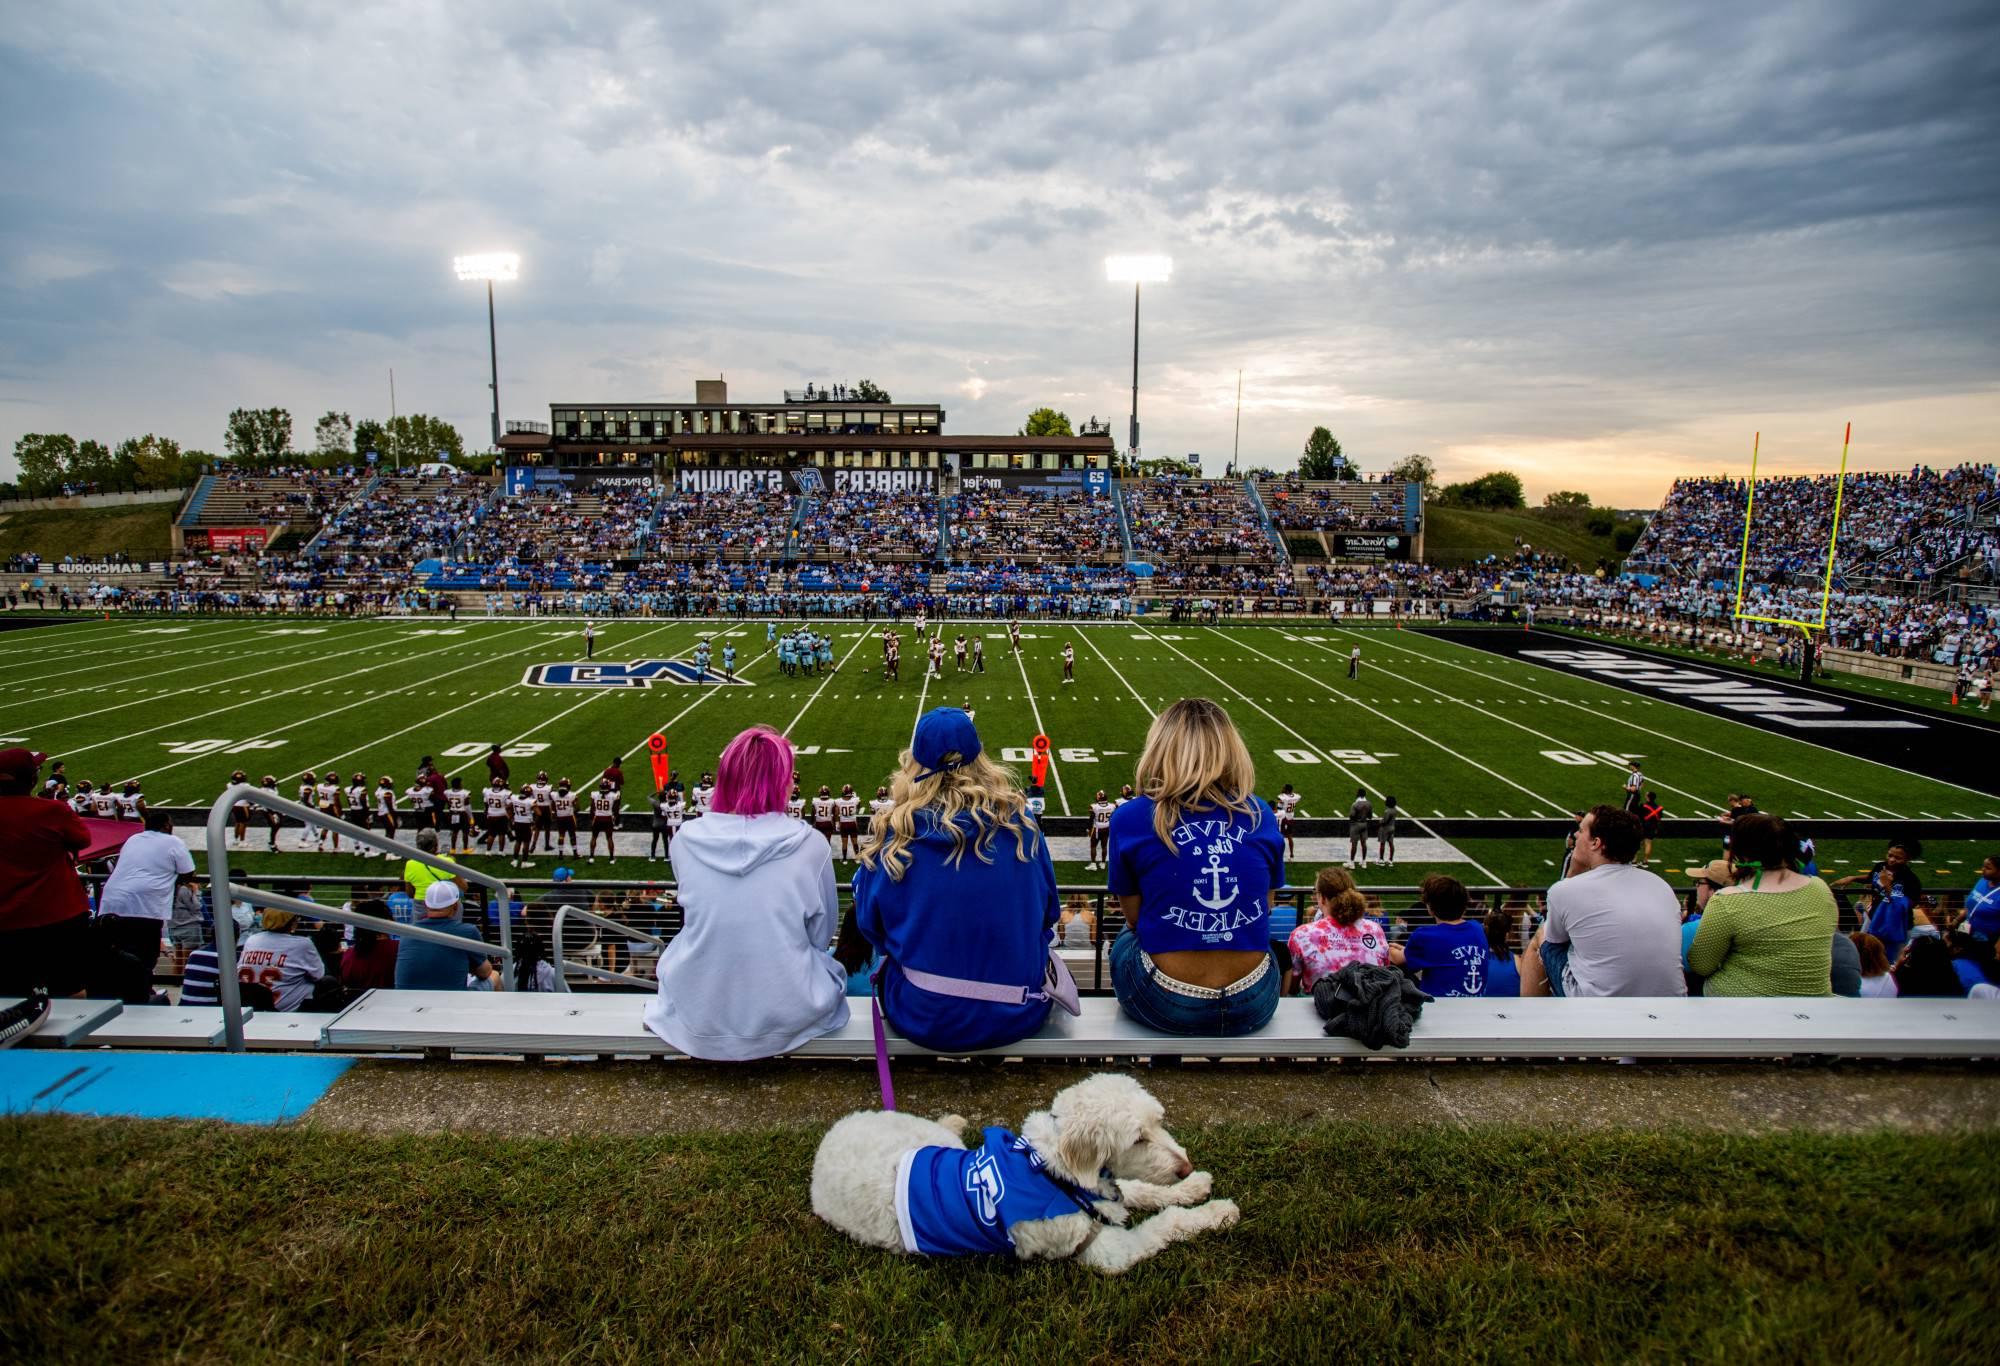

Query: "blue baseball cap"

xmin=552 ymin=866 xmax=575 ymax=882
xmin=911 ymin=707 xmax=981 ymax=782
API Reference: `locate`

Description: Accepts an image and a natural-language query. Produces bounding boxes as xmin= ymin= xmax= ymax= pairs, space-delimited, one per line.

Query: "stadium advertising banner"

xmin=676 ymin=468 xmax=935 ymax=494
xmin=1330 ymin=532 xmax=1410 ymax=561
xmin=957 ymin=470 xmax=1108 ymax=494
xmin=576 ymin=470 xmax=656 ymax=492
xmin=186 ymin=527 xmax=267 ymax=551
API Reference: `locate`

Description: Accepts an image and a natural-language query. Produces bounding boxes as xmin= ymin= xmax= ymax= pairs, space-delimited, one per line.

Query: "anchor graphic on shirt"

xmin=1192 ymin=852 xmax=1239 ymax=911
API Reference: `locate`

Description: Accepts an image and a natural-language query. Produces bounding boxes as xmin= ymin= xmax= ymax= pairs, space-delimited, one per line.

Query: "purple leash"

xmin=870 ymin=961 xmax=896 ymax=1111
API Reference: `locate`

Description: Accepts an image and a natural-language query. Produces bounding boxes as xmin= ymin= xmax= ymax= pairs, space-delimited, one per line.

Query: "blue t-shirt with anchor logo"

xmin=1106 ymin=795 xmax=1286 ymax=954
xmin=894 ymin=1127 xmax=1098 ymax=1256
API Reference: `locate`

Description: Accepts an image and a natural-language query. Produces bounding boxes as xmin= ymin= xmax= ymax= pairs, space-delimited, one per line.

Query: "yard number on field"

xmin=1002 ymin=745 xmax=1099 ymax=763
xmin=160 ymin=738 xmax=288 ymax=755
xmin=440 ymin=741 xmax=550 ymax=758
xmin=1540 ymin=749 xmax=1640 ymax=766
xmin=1272 ymin=748 xmax=1394 ymax=765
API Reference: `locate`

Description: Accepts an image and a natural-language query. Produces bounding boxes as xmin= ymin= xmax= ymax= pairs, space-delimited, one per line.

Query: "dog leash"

xmin=870 ymin=961 xmax=896 ymax=1111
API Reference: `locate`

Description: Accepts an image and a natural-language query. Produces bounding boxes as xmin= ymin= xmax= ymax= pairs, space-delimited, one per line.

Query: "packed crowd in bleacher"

xmin=794 ymin=491 xmax=939 ymax=560
xmin=948 ymin=488 xmax=1123 ymax=562
xmin=313 ymin=473 xmax=485 ymax=562
xmin=652 ymin=490 xmax=793 ymax=558
xmin=1630 ymin=464 xmax=1999 ymax=586
xmin=1125 ymin=477 xmax=1278 ymax=563
xmin=1256 ymin=476 xmax=1405 ymax=532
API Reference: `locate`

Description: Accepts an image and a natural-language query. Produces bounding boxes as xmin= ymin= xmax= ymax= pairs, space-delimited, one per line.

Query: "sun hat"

xmin=424 ymin=881 xmax=462 ymax=910
xmin=911 ymin=708 xmax=981 ymax=782
xmin=1683 ymin=858 xmax=1732 ymax=885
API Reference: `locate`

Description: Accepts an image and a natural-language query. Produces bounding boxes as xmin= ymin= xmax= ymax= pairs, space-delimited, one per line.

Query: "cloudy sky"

xmin=2 ymin=0 xmax=1995 ymax=505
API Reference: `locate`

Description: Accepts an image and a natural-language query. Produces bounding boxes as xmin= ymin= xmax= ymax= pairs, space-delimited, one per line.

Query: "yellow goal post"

xmin=1730 ymin=422 xmax=1852 ymax=633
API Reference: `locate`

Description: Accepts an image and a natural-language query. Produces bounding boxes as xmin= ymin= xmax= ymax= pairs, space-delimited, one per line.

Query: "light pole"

xmin=453 ymin=252 xmax=520 ymax=450
xmin=1104 ymin=254 xmax=1172 ymax=464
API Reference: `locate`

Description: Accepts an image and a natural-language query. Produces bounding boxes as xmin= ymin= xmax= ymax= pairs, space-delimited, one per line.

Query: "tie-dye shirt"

xmin=1287 ymin=916 xmax=1390 ymax=990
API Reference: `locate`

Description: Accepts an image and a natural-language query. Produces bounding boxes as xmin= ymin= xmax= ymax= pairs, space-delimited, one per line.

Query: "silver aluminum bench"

xmin=15 ymin=998 xmax=124 ymax=1048
xmin=318 ymin=991 xmax=2000 ymax=1061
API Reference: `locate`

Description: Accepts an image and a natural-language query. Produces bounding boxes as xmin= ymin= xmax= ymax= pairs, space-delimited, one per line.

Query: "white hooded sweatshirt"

xmin=642 ymin=810 xmax=850 ymax=1060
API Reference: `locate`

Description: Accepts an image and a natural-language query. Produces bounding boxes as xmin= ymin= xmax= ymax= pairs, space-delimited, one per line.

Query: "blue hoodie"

xmin=852 ymin=808 xmax=1060 ymax=1052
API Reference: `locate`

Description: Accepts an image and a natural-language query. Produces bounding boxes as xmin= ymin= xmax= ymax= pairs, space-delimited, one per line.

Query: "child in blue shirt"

xmin=1392 ymin=875 xmax=1488 ymax=997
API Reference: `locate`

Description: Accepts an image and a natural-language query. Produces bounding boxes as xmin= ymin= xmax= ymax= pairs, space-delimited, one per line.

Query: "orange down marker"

xmin=647 ymin=732 xmax=669 ymax=791
xmin=1030 ymin=732 xmax=1050 ymax=788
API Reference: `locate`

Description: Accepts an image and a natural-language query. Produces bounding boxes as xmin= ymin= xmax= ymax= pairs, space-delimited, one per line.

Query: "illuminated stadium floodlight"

xmin=454 ymin=252 xmax=520 ymax=449
xmin=1105 ymin=255 xmax=1172 ymax=458
xmin=1731 ymin=422 xmax=1854 ymax=635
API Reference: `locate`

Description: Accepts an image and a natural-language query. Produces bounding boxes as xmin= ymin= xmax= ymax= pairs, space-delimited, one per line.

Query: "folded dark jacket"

xmin=1312 ymin=963 xmax=1433 ymax=1050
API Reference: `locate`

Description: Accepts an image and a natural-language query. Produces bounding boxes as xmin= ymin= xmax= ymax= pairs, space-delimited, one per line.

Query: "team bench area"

xmin=16 ymin=993 xmax=2000 ymax=1061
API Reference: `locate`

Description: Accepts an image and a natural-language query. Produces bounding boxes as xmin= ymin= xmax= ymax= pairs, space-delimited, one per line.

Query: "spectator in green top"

xmin=1688 ymin=813 xmax=1837 ymax=996
xmin=402 ymin=828 xmax=462 ymax=908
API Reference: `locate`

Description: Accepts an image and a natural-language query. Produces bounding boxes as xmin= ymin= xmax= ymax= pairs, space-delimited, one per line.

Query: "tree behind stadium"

xmin=1299 ymin=426 xmax=1348 ymax=479
xmin=1020 ymin=407 xmax=1074 ymax=437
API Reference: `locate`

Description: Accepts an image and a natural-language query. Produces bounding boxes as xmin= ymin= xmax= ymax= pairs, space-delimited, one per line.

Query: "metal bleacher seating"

xmin=15 ymin=993 xmax=1997 ymax=1062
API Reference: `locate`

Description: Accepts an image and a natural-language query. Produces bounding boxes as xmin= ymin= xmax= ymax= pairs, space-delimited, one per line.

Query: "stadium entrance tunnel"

xmin=1420 ymin=627 xmax=2000 ymax=800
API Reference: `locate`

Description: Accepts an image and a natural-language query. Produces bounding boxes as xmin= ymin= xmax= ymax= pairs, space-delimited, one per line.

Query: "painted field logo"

xmin=522 ymin=660 xmax=752 ymax=689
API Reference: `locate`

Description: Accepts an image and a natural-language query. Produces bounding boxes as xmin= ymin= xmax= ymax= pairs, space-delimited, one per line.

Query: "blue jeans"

xmin=1110 ymin=930 xmax=1279 ymax=1037
xmin=1539 ymin=939 xmax=1572 ymax=998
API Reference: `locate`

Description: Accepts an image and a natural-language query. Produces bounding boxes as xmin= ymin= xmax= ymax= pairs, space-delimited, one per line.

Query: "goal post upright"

xmin=1731 ymin=421 xmax=1852 ymax=635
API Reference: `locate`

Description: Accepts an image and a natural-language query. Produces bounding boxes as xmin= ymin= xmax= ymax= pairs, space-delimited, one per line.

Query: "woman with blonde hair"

xmin=851 ymin=707 xmax=1061 ymax=1052
xmin=1105 ymin=697 xmax=1286 ymax=1035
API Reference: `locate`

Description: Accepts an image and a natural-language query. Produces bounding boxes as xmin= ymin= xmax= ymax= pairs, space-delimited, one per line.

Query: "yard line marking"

xmin=13 ymin=618 xmax=435 ymax=731
xmin=0 ymin=619 xmax=283 ymax=684
xmin=1142 ymin=630 xmax=1502 ymax=882
xmin=1211 ymin=629 xmax=1570 ymax=814
xmin=308 ymin=621 xmax=691 ymax=782
xmin=1074 ymin=625 xmax=1156 ymax=715
xmin=1356 ymin=628 xmax=1926 ymax=818
xmin=41 ymin=620 xmax=556 ymax=760
xmin=783 ymin=629 xmax=874 ymax=739
xmin=125 ymin=621 xmax=560 ymax=783
xmin=1013 ymin=635 xmax=1070 ymax=814
xmin=614 ymin=638 xmax=787 ymax=766
xmin=1309 ymin=628 xmax=1726 ymax=813
xmin=0 ymin=618 xmax=413 ymax=716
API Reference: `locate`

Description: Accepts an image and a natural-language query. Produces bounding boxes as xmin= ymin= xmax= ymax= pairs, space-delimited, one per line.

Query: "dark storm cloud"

xmin=1 ymin=0 xmax=1995 ymax=498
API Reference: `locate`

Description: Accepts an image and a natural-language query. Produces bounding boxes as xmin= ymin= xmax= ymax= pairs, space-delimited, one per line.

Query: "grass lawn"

xmin=1 ymin=1114 xmax=1991 ymax=1361
xmin=1422 ymin=505 xmax=1625 ymax=569
xmin=0 ymin=503 xmax=177 ymax=560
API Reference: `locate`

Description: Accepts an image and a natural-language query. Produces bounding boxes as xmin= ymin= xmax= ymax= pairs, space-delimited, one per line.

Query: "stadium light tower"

xmin=454 ymin=252 xmax=520 ymax=450
xmin=1104 ymin=254 xmax=1171 ymax=461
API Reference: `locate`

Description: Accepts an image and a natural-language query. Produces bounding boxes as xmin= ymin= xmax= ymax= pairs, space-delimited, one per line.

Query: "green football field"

xmin=4 ymin=615 xmax=1993 ymax=893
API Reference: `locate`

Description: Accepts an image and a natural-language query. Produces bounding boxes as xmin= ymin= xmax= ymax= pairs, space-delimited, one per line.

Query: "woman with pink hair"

xmin=642 ymin=726 xmax=849 ymax=1059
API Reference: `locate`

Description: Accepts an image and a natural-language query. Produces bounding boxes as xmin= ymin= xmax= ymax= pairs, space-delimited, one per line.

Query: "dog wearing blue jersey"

xmin=810 ymin=1073 xmax=1236 ymax=1274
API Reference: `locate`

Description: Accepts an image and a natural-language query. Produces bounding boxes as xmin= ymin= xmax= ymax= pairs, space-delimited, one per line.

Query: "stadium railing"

xmin=550 ymin=901 xmax=669 ymax=990
xmin=204 ymin=783 xmax=524 ymax=1052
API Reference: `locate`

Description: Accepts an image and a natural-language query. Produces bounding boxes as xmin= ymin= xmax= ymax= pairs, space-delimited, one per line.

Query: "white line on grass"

xmin=302 ymin=620 xmax=692 ymax=782
xmin=90 ymin=621 xmax=552 ymax=771
xmin=1308 ymin=628 xmax=1724 ymax=815
xmin=1073 ymin=624 xmax=1157 ymax=715
xmin=0 ymin=619 xmax=405 ymax=704
xmin=1385 ymin=628 xmax=1932 ymax=817
xmin=0 ymin=619 xmax=280 ymax=678
xmin=1210 ymin=629 xmax=1571 ymax=815
xmin=1141 ymin=630 xmax=1503 ymax=882
xmin=15 ymin=618 xmax=425 ymax=731
xmin=1014 ymin=633 xmax=1070 ymax=814
xmin=784 ymin=628 xmax=875 ymax=739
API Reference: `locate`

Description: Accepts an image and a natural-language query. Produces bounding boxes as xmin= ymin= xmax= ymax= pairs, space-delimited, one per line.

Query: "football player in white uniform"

xmin=444 ymin=776 xmax=473 ymax=856
xmin=551 ymin=778 xmax=580 ymax=857
xmin=228 ymin=771 xmax=251 ymax=847
xmin=868 ymin=785 xmax=894 ymax=830
xmin=315 ymin=773 xmax=343 ymax=850
xmin=532 ymin=771 xmax=555 ymax=851
xmin=812 ymin=785 xmax=836 ymax=847
xmin=785 ymin=784 xmax=806 ymax=823
xmin=1087 ymin=789 xmax=1115 ymax=870
xmin=481 ymin=779 xmax=512 ymax=854
xmin=509 ymin=783 xmax=538 ymax=866
xmin=953 ymin=634 xmax=968 ymax=672
xmin=836 ymin=783 xmax=862 ymax=859
xmin=1061 ymin=643 xmax=1075 ymax=684
xmin=1274 ymin=783 xmax=1303 ymax=860
xmin=586 ymin=778 xmax=621 ymax=862
xmin=374 ymin=776 xmax=399 ymax=844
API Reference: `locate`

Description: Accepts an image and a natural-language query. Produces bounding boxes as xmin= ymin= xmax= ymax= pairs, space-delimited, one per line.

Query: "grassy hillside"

xmin=1423 ymin=504 xmax=1626 ymax=569
xmin=0 ymin=503 xmax=177 ymax=560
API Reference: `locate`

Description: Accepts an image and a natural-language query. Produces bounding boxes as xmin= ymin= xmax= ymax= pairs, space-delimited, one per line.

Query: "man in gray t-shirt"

xmin=1529 ymin=804 xmax=1685 ymax=998
xmin=1347 ymin=789 xmax=1373 ymax=869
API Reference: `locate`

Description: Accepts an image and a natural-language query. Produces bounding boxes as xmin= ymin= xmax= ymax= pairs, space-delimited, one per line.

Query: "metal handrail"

xmin=549 ymin=901 xmax=669 ymax=992
xmin=205 ymin=783 xmax=514 ymax=1051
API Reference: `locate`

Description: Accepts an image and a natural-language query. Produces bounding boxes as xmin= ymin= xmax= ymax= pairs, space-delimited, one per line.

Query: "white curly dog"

xmin=811 ymin=1072 xmax=1237 ymax=1273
